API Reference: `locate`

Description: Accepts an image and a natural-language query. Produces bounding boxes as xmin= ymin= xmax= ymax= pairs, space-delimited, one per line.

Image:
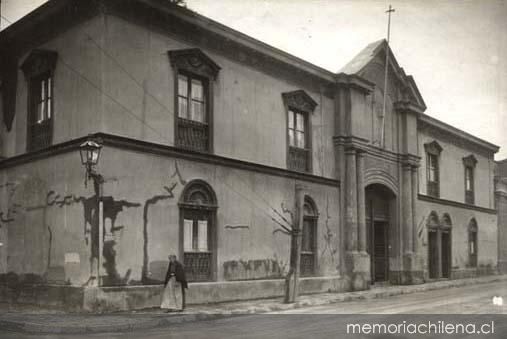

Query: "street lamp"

xmin=79 ymin=137 xmax=104 ymax=287
xmin=80 ymin=139 xmax=103 ymax=187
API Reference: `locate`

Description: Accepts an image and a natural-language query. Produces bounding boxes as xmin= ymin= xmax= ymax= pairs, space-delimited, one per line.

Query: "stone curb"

xmin=1 ymin=275 xmax=506 ymax=334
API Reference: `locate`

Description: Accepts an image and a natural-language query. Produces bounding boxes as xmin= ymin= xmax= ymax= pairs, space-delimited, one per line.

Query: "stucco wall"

xmin=418 ymin=129 xmax=495 ymax=209
xmin=5 ymin=16 xmax=107 ymax=158
xmin=416 ymin=200 xmax=498 ymax=273
xmin=0 ymin=146 xmax=340 ymax=286
xmin=0 ymin=152 xmax=92 ymax=284
xmin=4 ymin=13 xmax=336 ymax=179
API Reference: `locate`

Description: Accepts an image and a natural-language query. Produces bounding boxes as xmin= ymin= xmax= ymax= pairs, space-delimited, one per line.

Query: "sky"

xmin=2 ymin=0 xmax=506 ymax=159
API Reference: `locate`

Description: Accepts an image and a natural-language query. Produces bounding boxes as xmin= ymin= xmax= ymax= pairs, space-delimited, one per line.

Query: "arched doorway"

xmin=427 ymin=212 xmax=452 ymax=279
xmin=365 ymin=184 xmax=396 ymax=283
xmin=179 ymin=180 xmax=217 ymax=282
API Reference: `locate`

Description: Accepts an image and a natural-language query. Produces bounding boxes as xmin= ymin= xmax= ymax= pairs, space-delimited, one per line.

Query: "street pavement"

xmin=0 ymin=277 xmax=506 ymax=338
xmin=272 ymin=280 xmax=507 ymax=314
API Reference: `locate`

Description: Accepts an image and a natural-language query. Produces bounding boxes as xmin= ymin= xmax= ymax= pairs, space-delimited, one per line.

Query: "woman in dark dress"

xmin=160 ymin=254 xmax=188 ymax=312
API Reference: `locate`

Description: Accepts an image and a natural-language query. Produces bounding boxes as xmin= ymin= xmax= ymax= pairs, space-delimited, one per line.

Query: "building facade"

xmin=496 ymin=159 xmax=507 ymax=274
xmin=0 ymin=0 xmax=501 ymax=310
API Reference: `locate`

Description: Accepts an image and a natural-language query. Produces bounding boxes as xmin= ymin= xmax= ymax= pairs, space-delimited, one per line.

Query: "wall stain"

xmin=142 ymin=162 xmax=186 ymax=284
xmin=2 ymin=161 xmax=186 ymax=286
xmin=320 ymin=196 xmax=338 ymax=272
xmin=224 ymin=224 xmax=249 ymax=230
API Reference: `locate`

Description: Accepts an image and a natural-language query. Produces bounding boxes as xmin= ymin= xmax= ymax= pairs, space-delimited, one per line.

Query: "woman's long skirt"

xmin=160 ymin=277 xmax=183 ymax=310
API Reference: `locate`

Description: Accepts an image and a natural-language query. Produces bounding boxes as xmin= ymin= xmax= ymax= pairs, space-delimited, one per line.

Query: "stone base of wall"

xmin=0 ymin=284 xmax=84 ymax=311
xmin=0 ymin=276 xmax=346 ymax=312
xmin=390 ymin=270 xmax=425 ymax=285
xmin=450 ymin=267 xmax=497 ymax=280
xmin=498 ymin=261 xmax=507 ymax=275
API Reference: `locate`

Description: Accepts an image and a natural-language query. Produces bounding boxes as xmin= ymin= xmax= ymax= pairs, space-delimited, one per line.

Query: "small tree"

xmin=271 ymin=185 xmax=305 ymax=303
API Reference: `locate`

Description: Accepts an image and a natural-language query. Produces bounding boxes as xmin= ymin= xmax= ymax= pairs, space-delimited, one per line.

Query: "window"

xmin=427 ymin=153 xmax=439 ymax=197
xmin=179 ymin=180 xmax=217 ymax=282
xmin=282 ymin=90 xmax=317 ymax=173
xmin=178 ymin=74 xmax=206 ymax=123
xmin=424 ymin=141 xmax=443 ymax=198
xmin=465 ymin=166 xmax=474 ymax=204
xmin=463 ymin=155 xmax=477 ymax=205
xmin=21 ymin=50 xmax=58 ymax=152
xmin=300 ymin=196 xmax=318 ymax=276
xmin=169 ymin=49 xmax=221 ymax=153
xmin=468 ymin=219 xmax=478 ymax=268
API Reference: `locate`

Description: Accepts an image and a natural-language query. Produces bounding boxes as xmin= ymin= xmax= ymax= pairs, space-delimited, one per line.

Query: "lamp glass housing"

xmin=79 ymin=140 xmax=102 ymax=167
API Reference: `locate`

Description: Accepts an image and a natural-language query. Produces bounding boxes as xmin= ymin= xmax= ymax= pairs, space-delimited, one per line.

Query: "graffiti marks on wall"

xmin=223 ymin=259 xmax=283 ymax=280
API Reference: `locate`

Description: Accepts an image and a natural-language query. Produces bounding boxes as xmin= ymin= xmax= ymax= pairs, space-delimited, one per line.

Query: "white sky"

xmin=2 ymin=0 xmax=506 ymax=159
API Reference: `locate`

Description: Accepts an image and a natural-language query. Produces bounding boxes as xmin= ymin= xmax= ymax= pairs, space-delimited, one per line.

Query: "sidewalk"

xmin=1 ymin=274 xmax=506 ymax=334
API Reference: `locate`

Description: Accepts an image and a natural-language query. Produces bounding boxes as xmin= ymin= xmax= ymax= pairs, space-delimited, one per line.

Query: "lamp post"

xmin=80 ymin=137 xmax=104 ymax=287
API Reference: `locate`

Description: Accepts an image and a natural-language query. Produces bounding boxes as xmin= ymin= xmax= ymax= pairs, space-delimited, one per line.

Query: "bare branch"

xmin=271 ymin=217 xmax=292 ymax=234
xmin=280 ymin=202 xmax=294 ymax=221
xmin=271 ymin=207 xmax=293 ymax=227
xmin=272 ymin=228 xmax=291 ymax=236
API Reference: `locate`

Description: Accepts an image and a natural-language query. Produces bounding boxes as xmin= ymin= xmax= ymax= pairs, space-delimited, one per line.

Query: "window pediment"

xmin=462 ymin=154 xmax=478 ymax=168
xmin=168 ymin=48 xmax=221 ymax=80
xmin=424 ymin=140 xmax=443 ymax=155
xmin=282 ymin=90 xmax=317 ymax=113
xmin=21 ymin=49 xmax=58 ymax=79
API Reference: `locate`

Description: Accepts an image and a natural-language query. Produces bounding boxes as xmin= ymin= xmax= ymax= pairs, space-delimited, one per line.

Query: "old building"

xmin=496 ymin=159 xmax=507 ymax=274
xmin=0 ymin=0 xmax=501 ymax=310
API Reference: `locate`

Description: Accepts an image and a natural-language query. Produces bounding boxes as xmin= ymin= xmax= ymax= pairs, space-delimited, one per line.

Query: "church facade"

xmin=0 ymin=0 xmax=500 ymax=310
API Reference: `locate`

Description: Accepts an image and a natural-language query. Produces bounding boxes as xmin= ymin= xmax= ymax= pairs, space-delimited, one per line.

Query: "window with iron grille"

xmin=168 ymin=49 xmax=221 ymax=153
xmin=282 ymin=90 xmax=317 ymax=173
xmin=176 ymin=72 xmax=209 ymax=151
xmin=300 ymin=197 xmax=318 ymax=277
xmin=179 ymin=180 xmax=217 ymax=282
xmin=21 ymin=50 xmax=57 ymax=152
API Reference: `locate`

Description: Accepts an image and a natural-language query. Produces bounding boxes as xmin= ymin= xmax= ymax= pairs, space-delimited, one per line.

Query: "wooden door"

xmin=373 ymin=221 xmax=388 ymax=282
xmin=441 ymin=231 xmax=451 ymax=278
xmin=428 ymin=230 xmax=438 ymax=279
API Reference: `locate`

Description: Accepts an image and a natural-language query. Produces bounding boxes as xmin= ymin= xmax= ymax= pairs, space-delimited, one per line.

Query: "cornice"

xmin=334 ymin=73 xmax=374 ymax=94
xmin=333 ymin=135 xmax=421 ymax=165
xmin=418 ymin=114 xmax=499 ymax=156
xmin=0 ymin=133 xmax=340 ymax=188
xmin=418 ymin=194 xmax=497 ymax=215
xmin=393 ymin=100 xmax=425 ymax=116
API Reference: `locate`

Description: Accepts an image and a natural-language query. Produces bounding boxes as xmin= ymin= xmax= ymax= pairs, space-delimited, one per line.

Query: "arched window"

xmin=468 ymin=218 xmax=478 ymax=268
xmin=179 ymin=180 xmax=217 ymax=282
xmin=300 ymin=196 xmax=318 ymax=276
